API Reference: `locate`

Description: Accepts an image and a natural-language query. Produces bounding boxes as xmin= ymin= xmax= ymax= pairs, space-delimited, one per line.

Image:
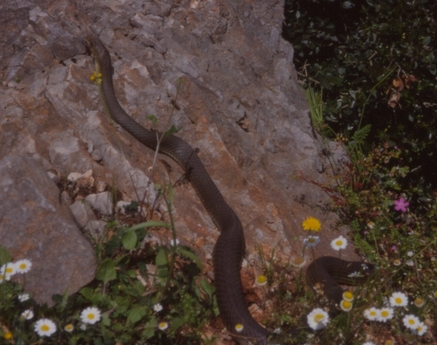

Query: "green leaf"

xmin=0 ymin=245 xmax=12 ymax=265
xmin=170 ymin=317 xmax=185 ymax=331
xmin=96 ymin=259 xmax=117 ymax=283
xmin=164 ymin=125 xmax=181 ymax=137
xmin=80 ymin=287 xmax=95 ymax=301
xmin=155 ymin=248 xmax=169 ymax=278
xmin=147 ymin=115 xmax=158 ymax=124
xmin=351 ymin=124 xmax=371 ymax=145
xmin=122 ymin=221 xmax=170 ymax=234
xmin=126 ymin=306 xmax=147 ymax=325
xmin=143 ymin=317 xmax=158 ymax=339
xmin=176 ymin=247 xmax=202 ymax=270
xmin=122 ymin=231 xmax=137 ymax=250
xmin=200 ymin=277 xmax=214 ymax=298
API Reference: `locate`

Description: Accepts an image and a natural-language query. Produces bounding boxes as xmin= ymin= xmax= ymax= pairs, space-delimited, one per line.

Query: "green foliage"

xmin=284 ymin=0 xmax=437 ymax=193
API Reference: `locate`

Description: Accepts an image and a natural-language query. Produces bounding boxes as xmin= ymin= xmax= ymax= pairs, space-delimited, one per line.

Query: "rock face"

xmin=0 ymin=155 xmax=96 ymax=304
xmin=0 ymin=0 xmax=353 ymax=304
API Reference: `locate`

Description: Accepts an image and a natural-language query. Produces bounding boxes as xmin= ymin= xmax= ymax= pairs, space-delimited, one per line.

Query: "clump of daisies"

xmin=0 ymin=258 xmax=32 ymax=283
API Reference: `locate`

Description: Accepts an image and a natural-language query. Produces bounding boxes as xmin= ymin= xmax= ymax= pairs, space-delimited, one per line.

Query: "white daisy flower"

xmin=389 ymin=292 xmax=408 ymax=307
xmin=307 ymin=308 xmax=330 ymax=330
xmin=363 ymin=342 xmax=375 ymax=345
xmin=363 ymin=307 xmax=379 ymax=321
xmin=18 ymin=293 xmax=30 ymax=302
xmin=413 ymin=321 xmax=428 ymax=336
xmin=304 ymin=236 xmax=320 ymax=247
xmin=235 ymin=323 xmax=244 ymax=332
xmin=15 ymin=259 xmax=32 ymax=274
xmin=64 ymin=324 xmax=74 ymax=332
xmin=376 ymin=307 xmax=393 ymax=322
xmin=1 ymin=262 xmax=17 ymax=279
xmin=407 ymin=251 xmax=414 ymax=257
xmin=402 ymin=314 xmax=420 ymax=330
xmin=340 ymin=300 xmax=352 ymax=311
xmin=158 ymin=322 xmax=168 ymax=331
xmin=80 ymin=307 xmax=101 ymax=324
xmin=153 ymin=303 xmax=163 ymax=312
xmin=21 ymin=309 xmax=34 ymax=320
xmin=34 ymin=318 xmax=57 ymax=337
xmin=330 ymin=235 xmax=348 ymax=251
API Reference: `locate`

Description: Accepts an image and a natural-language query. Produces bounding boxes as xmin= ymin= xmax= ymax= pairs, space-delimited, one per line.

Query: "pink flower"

xmin=394 ymin=197 xmax=409 ymax=213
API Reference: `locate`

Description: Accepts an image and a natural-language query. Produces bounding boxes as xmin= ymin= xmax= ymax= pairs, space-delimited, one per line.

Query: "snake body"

xmin=86 ymin=35 xmax=374 ymax=344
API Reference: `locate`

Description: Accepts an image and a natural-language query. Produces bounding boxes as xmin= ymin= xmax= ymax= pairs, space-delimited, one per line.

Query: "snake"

xmin=85 ymin=35 xmax=375 ymax=344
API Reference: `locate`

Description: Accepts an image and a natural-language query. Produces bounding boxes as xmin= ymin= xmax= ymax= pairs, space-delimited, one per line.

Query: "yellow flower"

xmin=235 ymin=323 xmax=244 ymax=332
xmin=90 ymin=72 xmax=102 ymax=84
xmin=302 ymin=217 xmax=321 ymax=232
xmin=340 ymin=300 xmax=352 ymax=311
xmin=255 ymin=275 xmax=267 ymax=286
xmin=342 ymin=291 xmax=354 ymax=301
xmin=3 ymin=332 xmax=13 ymax=340
xmin=291 ymin=256 xmax=306 ymax=268
xmin=414 ymin=297 xmax=425 ymax=308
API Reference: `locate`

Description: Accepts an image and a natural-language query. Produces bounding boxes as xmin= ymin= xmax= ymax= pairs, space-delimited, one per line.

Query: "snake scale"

xmin=85 ymin=35 xmax=374 ymax=344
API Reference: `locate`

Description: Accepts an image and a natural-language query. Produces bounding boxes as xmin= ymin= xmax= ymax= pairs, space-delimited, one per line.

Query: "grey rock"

xmin=0 ymin=155 xmax=96 ymax=305
xmin=84 ymin=192 xmax=113 ymax=216
xmin=0 ymin=0 xmax=361 ymax=305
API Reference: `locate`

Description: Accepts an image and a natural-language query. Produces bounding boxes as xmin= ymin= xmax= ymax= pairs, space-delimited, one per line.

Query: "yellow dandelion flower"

xmin=3 ymin=332 xmax=13 ymax=340
xmin=302 ymin=217 xmax=321 ymax=232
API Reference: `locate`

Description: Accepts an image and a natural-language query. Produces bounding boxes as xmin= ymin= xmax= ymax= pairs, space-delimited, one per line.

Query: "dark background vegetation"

xmin=282 ymin=0 xmax=437 ymax=196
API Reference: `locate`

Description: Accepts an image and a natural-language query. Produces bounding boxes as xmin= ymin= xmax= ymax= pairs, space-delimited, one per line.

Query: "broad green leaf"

xmin=170 ymin=317 xmax=185 ymax=331
xmin=122 ymin=230 xmax=137 ymax=250
xmin=80 ymin=287 xmax=94 ymax=301
xmin=96 ymin=258 xmax=117 ymax=283
xmin=156 ymin=248 xmax=169 ymax=278
xmin=0 ymin=245 xmax=12 ymax=265
xmin=126 ymin=306 xmax=147 ymax=325
xmin=143 ymin=317 xmax=158 ymax=339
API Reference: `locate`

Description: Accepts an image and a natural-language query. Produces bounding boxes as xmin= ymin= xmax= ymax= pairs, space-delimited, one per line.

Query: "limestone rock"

xmin=0 ymin=155 xmax=96 ymax=305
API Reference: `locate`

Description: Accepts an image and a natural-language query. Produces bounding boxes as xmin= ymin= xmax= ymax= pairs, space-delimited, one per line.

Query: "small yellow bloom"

xmin=3 ymin=332 xmax=13 ymax=340
xmin=235 ymin=323 xmax=244 ymax=332
xmin=302 ymin=217 xmax=321 ymax=232
xmin=393 ymin=259 xmax=401 ymax=266
xmin=255 ymin=275 xmax=267 ymax=286
xmin=340 ymin=300 xmax=352 ymax=311
xmin=291 ymin=256 xmax=306 ymax=268
xmin=342 ymin=291 xmax=354 ymax=301
xmin=414 ymin=297 xmax=425 ymax=308
xmin=158 ymin=322 xmax=168 ymax=331
xmin=90 ymin=72 xmax=102 ymax=85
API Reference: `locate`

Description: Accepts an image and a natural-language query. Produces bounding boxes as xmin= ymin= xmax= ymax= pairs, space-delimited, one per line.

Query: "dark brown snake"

xmin=85 ymin=35 xmax=374 ymax=344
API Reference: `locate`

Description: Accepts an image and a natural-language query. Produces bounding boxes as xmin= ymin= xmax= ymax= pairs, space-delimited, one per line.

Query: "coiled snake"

xmin=85 ymin=35 xmax=374 ymax=344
